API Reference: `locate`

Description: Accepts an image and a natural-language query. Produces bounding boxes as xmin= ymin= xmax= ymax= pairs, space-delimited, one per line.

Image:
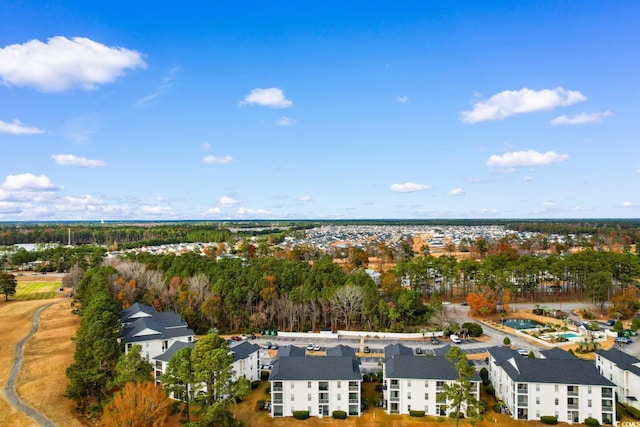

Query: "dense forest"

xmin=1 ymin=219 xmax=639 ymax=247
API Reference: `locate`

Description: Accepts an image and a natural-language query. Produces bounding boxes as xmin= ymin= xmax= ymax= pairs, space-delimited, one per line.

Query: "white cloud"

xmin=621 ymin=201 xmax=635 ymax=208
xmin=203 ymin=155 xmax=233 ymax=164
xmin=240 ymin=88 xmax=292 ymax=108
xmin=63 ymin=113 xmax=102 ymax=143
xmin=219 ymin=196 xmax=240 ymax=206
xmin=487 ymin=150 xmax=569 ymax=168
xmin=397 ymin=96 xmax=410 ymax=104
xmin=447 ymin=188 xmax=465 ymax=196
xmin=52 ymin=154 xmax=105 ymax=167
xmin=237 ymin=207 xmax=272 ymax=216
xmin=204 ymin=207 xmax=221 ymax=215
xmin=390 ymin=182 xmax=429 ymax=193
xmin=135 ymin=66 xmax=178 ymax=106
xmin=0 ymin=36 xmax=146 ymax=92
xmin=522 ymin=176 xmax=534 ymax=182
xmin=276 ymin=116 xmax=296 ymax=126
xmin=297 ymin=195 xmax=313 ymax=202
xmin=1 ymin=173 xmax=62 ymax=191
xmin=0 ymin=119 xmax=45 ymax=135
xmin=551 ymin=110 xmax=613 ymax=125
xmin=462 ymin=87 xmax=586 ymax=123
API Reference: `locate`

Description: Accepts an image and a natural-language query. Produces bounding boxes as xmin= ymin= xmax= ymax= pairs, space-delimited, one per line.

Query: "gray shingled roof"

xmin=269 ymin=345 xmax=362 ymax=381
xmin=596 ymin=348 xmax=640 ymax=377
xmin=385 ymin=355 xmax=481 ymax=382
xmin=503 ymin=358 xmax=614 ymax=386
xmin=154 ymin=341 xmax=195 ymax=362
xmin=539 ymin=348 xmax=577 ymax=360
xmin=120 ymin=302 xmax=156 ymax=323
xmin=384 ymin=343 xmax=413 ymax=360
xmin=229 ymin=341 xmax=261 ymax=362
xmin=121 ymin=316 xmax=194 ymax=343
xmin=488 ymin=346 xmax=521 ymax=365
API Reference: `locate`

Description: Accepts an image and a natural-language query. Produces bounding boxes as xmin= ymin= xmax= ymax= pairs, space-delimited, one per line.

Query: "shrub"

xmin=493 ymin=403 xmax=502 ymax=413
xmin=332 ymin=410 xmax=347 ymax=419
xmin=540 ymin=415 xmax=558 ymax=425
xmin=265 ymin=383 xmax=270 ymax=394
xmin=478 ymin=400 xmax=488 ymax=414
xmin=437 ymin=416 xmax=445 ymax=422
xmin=626 ymin=404 xmax=640 ymax=420
xmin=409 ymin=410 xmax=426 ymax=417
xmin=251 ymin=380 xmax=261 ymax=389
xmin=584 ymin=417 xmax=600 ymax=426
xmin=503 ymin=337 xmax=511 ymax=346
xmin=631 ymin=317 xmax=640 ymax=332
xmin=485 ymin=384 xmax=495 ymax=396
xmin=375 ymin=384 xmax=383 ymax=392
xmin=462 ymin=322 xmax=483 ymax=337
xmin=293 ymin=410 xmax=310 ymax=420
xmin=479 ymin=367 xmax=489 ymax=382
xmin=261 ymin=370 xmax=270 ymax=381
xmin=613 ymin=320 xmax=624 ymax=333
xmin=449 ymin=412 xmax=464 ymax=419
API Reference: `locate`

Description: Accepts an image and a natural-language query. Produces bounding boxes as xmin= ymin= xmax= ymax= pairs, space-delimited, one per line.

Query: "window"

xmin=308 ymin=393 xmax=311 ymax=401
xmin=555 ymin=398 xmax=559 ymax=406
xmin=308 ymin=381 xmax=312 ymax=388
xmin=162 ymin=340 xmax=168 ymax=351
xmin=408 ymin=380 xmax=412 ymax=387
xmin=536 ymin=384 xmax=540 ymax=392
xmin=425 ymin=381 xmax=429 ymax=388
xmin=536 ymin=397 xmax=540 ymax=405
xmin=588 ymin=399 xmax=592 ymax=408
xmin=337 ymin=394 xmax=341 ymax=401
xmin=425 ymin=393 xmax=429 ymax=400
xmin=291 ymin=394 xmax=294 ymax=401
xmin=337 ymin=381 xmax=341 ymax=389
xmin=554 ymin=411 xmax=559 ymax=418
xmin=554 ymin=385 xmax=559 ymax=393
xmin=588 ymin=386 xmax=592 ymax=394
xmin=536 ymin=410 xmax=540 ymax=418
xmin=408 ymin=404 xmax=411 ymax=411
xmin=291 ymin=382 xmax=294 ymax=389
xmin=408 ymin=392 xmax=411 ymax=400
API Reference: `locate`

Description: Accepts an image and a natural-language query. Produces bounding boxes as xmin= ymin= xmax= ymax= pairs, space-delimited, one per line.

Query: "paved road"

xmin=3 ymin=302 xmax=56 ymax=427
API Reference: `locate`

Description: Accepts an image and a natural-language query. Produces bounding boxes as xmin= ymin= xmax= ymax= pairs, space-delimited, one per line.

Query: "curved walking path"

xmin=3 ymin=302 xmax=56 ymax=427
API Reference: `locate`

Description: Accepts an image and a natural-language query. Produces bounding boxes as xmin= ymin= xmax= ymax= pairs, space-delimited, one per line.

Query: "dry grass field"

xmin=0 ymin=274 xmax=86 ymax=427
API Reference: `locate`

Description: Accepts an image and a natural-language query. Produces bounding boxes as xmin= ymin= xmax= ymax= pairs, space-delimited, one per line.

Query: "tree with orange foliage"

xmin=102 ymin=381 xmax=171 ymax=427
xmin=466 ymin=292 xmax=496 ymax=317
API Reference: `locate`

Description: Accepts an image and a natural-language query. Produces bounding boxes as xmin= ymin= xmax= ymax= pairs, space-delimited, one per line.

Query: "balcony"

xmin=517 ymin=384 xmax=528 ymax=394
xmin=273 ymin=398 xmax=283 ymax=404
xmin=272 ymin=386 xmax=283 ymax=392
xmin=390 ymin=396 xmax=399 ymax=402
xmin=567 ymin=404 xmax=579 ymax=410
xmin=319 ymin=399 xmax=329 ymax=404
xmin=517 ymin=397 xmax=528 ymax=406
xmin=602 ymin=389 xmax=613 ymax=399
xmin=349 ymin=385 xmax=359 ymax=391
xmin=602 ymin=402 xmax=614 ymax=411
xmin=567 ymin=389 xmax=579 ymax=397
xmin=349 ymin=399 xmax=359 ymax=404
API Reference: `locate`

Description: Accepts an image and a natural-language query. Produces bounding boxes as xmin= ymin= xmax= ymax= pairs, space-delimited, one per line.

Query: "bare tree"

xmin=330 ymin=285 xmax=364 ymax=330
xmin=188 ymin=273 xmax=211 ymax=306
xmin=62 ymin=264 xmax=85 ymax=290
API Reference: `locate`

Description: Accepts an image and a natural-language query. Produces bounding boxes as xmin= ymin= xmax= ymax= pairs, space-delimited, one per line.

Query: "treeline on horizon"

xmin=1 ymin=219 xmax=640 ymax=247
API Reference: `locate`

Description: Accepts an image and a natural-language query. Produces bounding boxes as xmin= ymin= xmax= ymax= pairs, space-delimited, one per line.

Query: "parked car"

xmin=261 ymin=363 xmax=273 ymax=370
xmin=460 ymin=302 xmax=468 ymax=306
xmin=605 ymin=319 xmax=616 ymax=326
xmin=249 ymin=333 xmax=256 ymax=339
xmin=431 ymin=337 xmax=439 ymax=345
xmin=271 ymin=343 xmax=279 ymax=350
xmin=363 ymin=346 xmax=370 ymax=353
xmin=450 ymin=334 xmax=462 ymax=344
xmin=230 ymin=335 xmax=242 ymax=341
xmin=517 ymin=349 xmax=530 ymax=357
xmin=306 ymin=343 xmax=315 ymax=351
xmin=313 ymin=344 xmax=320 ymax=351
xmin=263 ymin=341 xmax=272 ymax=349
xmin=615 ymin=337 xmax=633 ymax=344
xmin=415 ymin=347 xmax=423 ymax=355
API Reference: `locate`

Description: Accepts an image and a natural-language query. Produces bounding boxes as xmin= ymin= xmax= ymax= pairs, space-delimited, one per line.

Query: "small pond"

xmin=503 ymin=318 xmax=544 ymax=330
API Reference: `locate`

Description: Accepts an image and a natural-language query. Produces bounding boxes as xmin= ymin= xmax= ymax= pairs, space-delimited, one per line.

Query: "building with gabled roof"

xmin=382 ymin=344 xmax=480 ymax=416
xmin=595 ymin=347 xmax=640 ymax=410
xmin=488 ymin=346 xmax=615 ymax=424
xmin=119 ymin=302 xmax=194 ymax=360
xmin=269 ymin=345 xmax=362 ymax=418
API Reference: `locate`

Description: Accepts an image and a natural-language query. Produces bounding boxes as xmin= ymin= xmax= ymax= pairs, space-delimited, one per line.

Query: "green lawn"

xmin=14 ymin=281 xmax=60 ymax=301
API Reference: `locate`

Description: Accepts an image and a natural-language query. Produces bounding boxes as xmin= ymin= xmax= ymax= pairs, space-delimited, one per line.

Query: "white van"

xmin=450 ymin=334 xmax=462 ymax=344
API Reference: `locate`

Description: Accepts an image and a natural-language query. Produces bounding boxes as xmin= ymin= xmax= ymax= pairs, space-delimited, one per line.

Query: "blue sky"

xmin=1 ymin=1 xmax=638 ymax=220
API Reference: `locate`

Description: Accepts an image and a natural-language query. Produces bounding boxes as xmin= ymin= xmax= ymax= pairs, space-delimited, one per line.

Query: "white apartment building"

xmin=382 ymin=344 xmax=481 ymax=416
xmin=596 ymin=347 xmax=640 ymax=410
xmin=269 ymin=345 xmax=362 ymax=418
xmin=120 ymin=302 xmax=195 ymax=360
xmin=488 ymin=346 xmax=615 ymax=425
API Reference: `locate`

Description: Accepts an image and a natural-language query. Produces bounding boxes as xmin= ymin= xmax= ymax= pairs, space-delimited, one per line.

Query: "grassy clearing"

xmin=14 ymin=282 xmax=60 ymax=301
